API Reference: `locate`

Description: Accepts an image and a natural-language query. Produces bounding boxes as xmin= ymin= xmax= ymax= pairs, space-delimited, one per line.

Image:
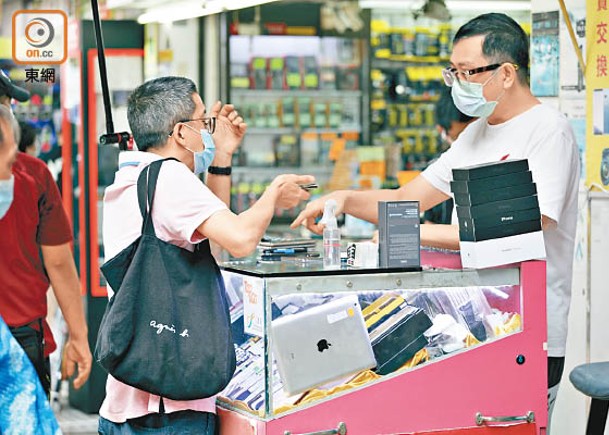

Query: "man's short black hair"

xmin=435 ymin=87 xmax=474 ymax=132
xmin=454 ymin=13 xmax=529 ymax=84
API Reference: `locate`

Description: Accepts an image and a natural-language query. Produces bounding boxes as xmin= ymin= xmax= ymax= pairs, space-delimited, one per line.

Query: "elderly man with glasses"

xmin=99 ymin=76 xmax=315 ymax=434
xmin=292 ymin=13 xmax=579 ymax=432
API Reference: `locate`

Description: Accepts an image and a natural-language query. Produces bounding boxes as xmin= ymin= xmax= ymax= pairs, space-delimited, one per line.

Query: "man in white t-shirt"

xmin=99 ymin=76 xmax=315 ymax=434
xmin=292 ymin=13 xmax=579 ymax=429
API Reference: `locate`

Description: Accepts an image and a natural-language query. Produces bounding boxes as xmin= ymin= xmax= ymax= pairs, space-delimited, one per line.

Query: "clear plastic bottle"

xmin=321 ymin=199 xmax=341 ymax=269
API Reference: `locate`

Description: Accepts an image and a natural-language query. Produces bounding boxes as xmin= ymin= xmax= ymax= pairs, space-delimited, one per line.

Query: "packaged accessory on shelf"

xmin=96 ymin=158 xmax=236 ymax=400
xmin=369 ymin=305 xmax=432 ymax=375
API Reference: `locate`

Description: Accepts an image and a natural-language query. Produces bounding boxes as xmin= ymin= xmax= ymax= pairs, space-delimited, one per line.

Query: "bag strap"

xmin=137 ymin=158 xmax=178 ymax=235
xmin=197 ymin=238 xmax=212 ymax=254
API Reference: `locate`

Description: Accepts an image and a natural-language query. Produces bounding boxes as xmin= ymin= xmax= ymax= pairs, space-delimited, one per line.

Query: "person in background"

xmin=0 ymin=73 xmax=92 ymax=399
xmin=99 ymin=76 xmax=314 ymax=434
xmin=423 ymin=87 xmax=475 ymax=225
xmin=0 ymin=314 xmax=61 ymax=434
xmin=292 ymin=13 xmax=579 ymax=432
xmin=18 ymin=120 xmax=39 ymax=156
xmin=0 ymin=70 xmax=29 ymax=107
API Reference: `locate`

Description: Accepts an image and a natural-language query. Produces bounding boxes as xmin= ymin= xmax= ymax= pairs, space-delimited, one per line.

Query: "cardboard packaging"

xmin=454 ymin=183 xmax=537 ymax=207
xmin=450 ymin=170 xmax=533 ymax=195
xmin=452 ymin=158 xmax=529 ymax=181
xmin=378 ymin=200 xmax=420 ymax=269
xmin=457 ymin=207 xmax=542 ymax=234
xmin=455 ymin=195 xmax=540 ymax=220
xmin=451 ymin=159 xmax=544 ymax=268
xmin=459 ymin=218 xmax=542 ymax=242
xmin=369 ymin=306 xmax=432 ymax=375
xmin=459 ymin=231 xmax=546 ymax=269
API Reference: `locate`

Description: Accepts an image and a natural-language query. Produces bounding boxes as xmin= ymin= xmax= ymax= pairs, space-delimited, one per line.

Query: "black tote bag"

xmin=95 ymin=158 xmax=236 ymax=400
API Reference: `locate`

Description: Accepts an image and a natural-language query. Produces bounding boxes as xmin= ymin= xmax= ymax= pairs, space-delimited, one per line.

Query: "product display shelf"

xmin=216 ymin=255 xmax=548 ymax=435
xmin=369 ymin=18 xmax=451 ymax=177
xmin=227 ymin=32 xmax=368 ymax=223
xmin=246 ymin=127 xmax=362 ymax=135
xmin=231 ymin=89 xmax=363 ymax=99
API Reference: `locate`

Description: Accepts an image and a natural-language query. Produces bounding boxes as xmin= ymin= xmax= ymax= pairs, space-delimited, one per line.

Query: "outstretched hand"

xmin=290 ymin=192 xmax=346 ymax=235
xmin=270 ymin=174 xmax=317 ymax=209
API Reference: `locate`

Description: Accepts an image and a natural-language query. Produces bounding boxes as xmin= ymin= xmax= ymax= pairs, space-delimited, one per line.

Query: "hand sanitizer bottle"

xmin=321 ymin=199 xmax=341 ymax=269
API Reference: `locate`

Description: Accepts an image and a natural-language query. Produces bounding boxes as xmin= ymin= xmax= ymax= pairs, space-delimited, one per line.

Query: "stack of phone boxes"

xmin=363 ymin=294 xmax=432 ymax=375
xmin=451 ymin=159 xmax=546 ymax=268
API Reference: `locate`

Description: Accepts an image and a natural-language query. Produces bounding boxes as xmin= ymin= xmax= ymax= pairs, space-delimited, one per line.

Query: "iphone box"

xmin=459 ymin=230 xmax=546 ymax=269
xmin=378 ymin=200 xmax=420 ymax=269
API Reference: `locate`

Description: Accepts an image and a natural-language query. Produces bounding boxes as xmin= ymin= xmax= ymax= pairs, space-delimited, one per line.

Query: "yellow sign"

xmin=587 ymin=0 xmax=609 ymax=187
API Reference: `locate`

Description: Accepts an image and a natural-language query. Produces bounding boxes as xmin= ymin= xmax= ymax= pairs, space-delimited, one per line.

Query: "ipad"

xmin=271 ymin=295 xmax=376 ymax=395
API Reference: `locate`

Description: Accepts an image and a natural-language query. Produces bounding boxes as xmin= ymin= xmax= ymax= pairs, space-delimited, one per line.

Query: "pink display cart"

xmin=218 ymin=257 xmax=547 ymax=435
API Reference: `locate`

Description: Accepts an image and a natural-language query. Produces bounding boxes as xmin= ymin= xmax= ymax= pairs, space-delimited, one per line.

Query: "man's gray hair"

xmin=0 ymin=105 xmax=20 ymax=146
xmin=127 ymin=76 xmax=197 ymax=151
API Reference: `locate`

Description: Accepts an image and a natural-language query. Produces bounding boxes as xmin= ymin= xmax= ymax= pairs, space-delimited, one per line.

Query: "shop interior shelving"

xmin=224 ymin=3 xmax=370 ymax=222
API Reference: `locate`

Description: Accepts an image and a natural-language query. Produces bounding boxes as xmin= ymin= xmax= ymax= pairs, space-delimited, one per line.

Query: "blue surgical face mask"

xmin=451 ymin=69 xmax=503 ymax=118
xmin=0 ymin=176 xmax=15 ymax=219
xmin=192 ymin=130 xmax=216 ymax=175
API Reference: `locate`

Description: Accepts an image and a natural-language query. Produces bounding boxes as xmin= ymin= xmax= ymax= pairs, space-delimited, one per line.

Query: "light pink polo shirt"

xmin=99 ymin=151 xmax=228 ymax=423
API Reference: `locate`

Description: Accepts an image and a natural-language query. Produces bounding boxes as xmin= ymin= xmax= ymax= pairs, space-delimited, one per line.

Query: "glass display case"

xmin=217 ymin=257 xmax=547 ymax=435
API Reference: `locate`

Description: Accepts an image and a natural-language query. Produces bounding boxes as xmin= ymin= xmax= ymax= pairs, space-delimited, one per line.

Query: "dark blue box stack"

xmin=450 ymin=159 xmax=542 ymax=242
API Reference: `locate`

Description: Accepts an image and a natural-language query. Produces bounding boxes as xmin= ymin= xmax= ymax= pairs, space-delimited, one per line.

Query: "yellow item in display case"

xmin=362 ymin=295 xmax=405 ymax=329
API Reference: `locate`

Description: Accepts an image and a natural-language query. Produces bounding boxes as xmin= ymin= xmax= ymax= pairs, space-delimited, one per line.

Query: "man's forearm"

xmin=41 ymin=244 xmax=88 ymax=340
xmin=420 ymin=224 xmax=460 ymax=250
xmin=342 ymin=189 xmax=403 ymax=223
xmin=206 ymin=173 xmax=231 ymax=206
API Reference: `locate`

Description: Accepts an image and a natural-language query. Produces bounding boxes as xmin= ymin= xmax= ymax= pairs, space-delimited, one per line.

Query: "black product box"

xmin=456 ymin=195 xmax=540 ymax=220
xmin=454 ymin=183 xmax=537 ymax=207
xmin=450 ymin=171 xmax=533 ymax=195
xmin=459 ymin=219 xmax=542 ymax=242
xmin=452 ymin=159 xmax=529 ymax=181
xmin=378 ymin=201 xmax=420 ymax=269
xmin=458 ymin=207 xmax=541 ymax=232
xmin=370 ymin=307 xmax=432 ymax=375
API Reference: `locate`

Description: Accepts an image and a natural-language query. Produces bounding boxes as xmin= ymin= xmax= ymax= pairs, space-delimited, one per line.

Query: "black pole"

xmin=90 ymin=0 xmax=131 ymax=150
xmin=90 ymin=0 xmax=113 ymax=136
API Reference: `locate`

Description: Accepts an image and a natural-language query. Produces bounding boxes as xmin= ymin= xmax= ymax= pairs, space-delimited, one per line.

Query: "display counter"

xmin=217 ymin=253 xmax=547 ymax=435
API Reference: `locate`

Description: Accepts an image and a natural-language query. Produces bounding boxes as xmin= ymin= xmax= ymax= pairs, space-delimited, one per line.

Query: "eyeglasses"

xmin=442 ymin=63 xmax=519 ymax=87
xmin=168 ymin=116 xmax=216 ymax=136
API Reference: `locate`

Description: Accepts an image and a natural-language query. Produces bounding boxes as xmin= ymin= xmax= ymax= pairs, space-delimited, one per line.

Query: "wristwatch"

xmin=208 ymin=166 xmax=232 ymax=175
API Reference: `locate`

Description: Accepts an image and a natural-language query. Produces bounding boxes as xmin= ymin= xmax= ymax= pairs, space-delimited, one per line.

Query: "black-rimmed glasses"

xmin=442 ymin=63 xmax=519 ymax=87
xmin=168 ymin=116 xmax=217 ymax=136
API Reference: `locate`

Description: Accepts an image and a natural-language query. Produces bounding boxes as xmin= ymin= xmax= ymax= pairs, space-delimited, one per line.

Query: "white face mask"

xmin=0 ymin=175 xmax=14 ymax=219
xmin=451 ymin=69 xmax=503 ymax=118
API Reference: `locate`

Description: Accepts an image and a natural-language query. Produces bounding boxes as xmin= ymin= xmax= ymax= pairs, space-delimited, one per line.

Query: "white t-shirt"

xmin=100 ymin=151 xmax=228 ymax=423
xmin=423 ymin=103 xmax=580 ymax=357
